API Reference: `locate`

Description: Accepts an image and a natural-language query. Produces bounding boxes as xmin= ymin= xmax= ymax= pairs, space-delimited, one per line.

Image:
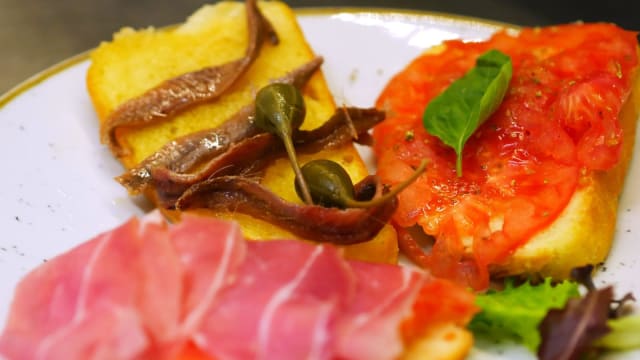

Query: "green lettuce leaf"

xmin=469 ymin=278 xmax=580 ymax=351
xmin=598 ymin=315 xmax=640 ymax=350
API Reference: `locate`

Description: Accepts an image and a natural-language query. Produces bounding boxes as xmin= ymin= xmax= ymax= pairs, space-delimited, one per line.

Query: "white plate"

xmin=1 ymin=9 xmax=638 ymax=360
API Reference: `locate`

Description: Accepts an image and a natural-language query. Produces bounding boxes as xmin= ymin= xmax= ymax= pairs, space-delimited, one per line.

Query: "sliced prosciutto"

xmin=334 ymin=261 xmax=426 ymax=360
xmin=194 ymin=240 xmax=357 ymax=360
xmin=0 ymin=213 xmax=181 ymax=359
xmin=0 ymin=213 xmax=476 ymax=360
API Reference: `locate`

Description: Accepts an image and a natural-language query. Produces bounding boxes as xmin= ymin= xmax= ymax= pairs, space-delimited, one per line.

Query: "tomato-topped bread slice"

xmin=373 ymin=23 xmax=640 ymax=289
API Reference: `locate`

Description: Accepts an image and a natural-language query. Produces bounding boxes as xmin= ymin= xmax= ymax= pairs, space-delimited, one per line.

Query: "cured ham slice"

xmin=335 ymin=262 xmax=424 ymax=360
xmin=0 ymin=213 xmax=177 ymax=359
xmin=0 ymin=212 xmax=476 ymax=360
xmin=170 ymin=216 xmax=246 ymax=337
xmin=194 ymin=240 xmax=354 ymax=360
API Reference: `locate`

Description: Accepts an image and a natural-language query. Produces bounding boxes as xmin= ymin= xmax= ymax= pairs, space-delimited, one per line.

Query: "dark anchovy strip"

xmin=101 ymin=0 xmax=278 ymax=156
xmin=175 ymin=175 xmax=397 ymax=245
xmin=150 ymin=133 xmax=278 ymax=207
xmin=137 ymin=107 xmax=385 ymax=208
xmin=292 ymin=107 xmax=385 ymax=153
xmin=116 ymin=57 xmax=325 ymax=193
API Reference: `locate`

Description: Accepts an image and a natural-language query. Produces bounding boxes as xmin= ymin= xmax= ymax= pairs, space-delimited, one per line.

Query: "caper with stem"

xmin=296 ymin=158 xmax=428 ymax=209
xmin=254 ymin=83 xmax=313 ymax=204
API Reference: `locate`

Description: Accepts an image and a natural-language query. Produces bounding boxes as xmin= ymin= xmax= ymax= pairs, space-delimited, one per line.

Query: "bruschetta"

xmin=373 ymin=22 xmax=640 ymax=289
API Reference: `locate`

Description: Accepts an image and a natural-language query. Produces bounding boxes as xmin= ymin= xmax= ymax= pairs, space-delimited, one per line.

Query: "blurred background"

xmin=1 ymin=0 xmax=638 ymax=94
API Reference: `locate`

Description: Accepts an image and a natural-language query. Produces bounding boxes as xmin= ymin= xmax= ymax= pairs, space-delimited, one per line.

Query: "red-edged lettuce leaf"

xmin=537 ymin=265 xmax=640 ymax=359
xmin=537 ymin=286 xmax=613 ymax=360
xmin=472 ymin=265 xmax=640 ymax=359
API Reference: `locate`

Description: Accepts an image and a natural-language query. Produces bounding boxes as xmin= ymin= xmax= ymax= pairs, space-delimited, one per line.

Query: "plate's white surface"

xmin=1 ymin=9 xmax=639 ymax=359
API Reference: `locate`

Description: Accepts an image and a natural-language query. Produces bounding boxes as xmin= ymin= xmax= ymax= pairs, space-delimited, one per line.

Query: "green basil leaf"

xmin=422 ymin=49 xmax=512 ymax=176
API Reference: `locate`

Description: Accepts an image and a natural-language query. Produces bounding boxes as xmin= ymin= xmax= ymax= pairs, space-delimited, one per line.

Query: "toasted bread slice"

xmin=490 ymin=65 xmax=640 ymax=279
xmin=87 ymin=0 xmax=336 ymax=168
xmin=86 ymin=1 xmax=398 ymax=264
xmin=373 ymin=24 xmax=639 ymax=288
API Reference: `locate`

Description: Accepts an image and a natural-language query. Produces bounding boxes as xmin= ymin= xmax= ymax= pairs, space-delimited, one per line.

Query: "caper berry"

xmin=254 ymin=83 xmax=312 ymax=204
xmin=296 ymin=159 xmax=355 ymax=209
xmin=255 ymin=83 xmax=306 ymax=138
xmin=296 ymin=158 xmax=428 ymax=209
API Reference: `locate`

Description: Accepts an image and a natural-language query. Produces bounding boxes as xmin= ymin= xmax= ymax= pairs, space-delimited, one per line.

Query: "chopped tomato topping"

xmin=177 ymin=342 xmax=215 ymax=360
xmin=374 ymin=23 xmax=638 ymax=289
xmin=401 ymin=278 xmax=478 ymax=343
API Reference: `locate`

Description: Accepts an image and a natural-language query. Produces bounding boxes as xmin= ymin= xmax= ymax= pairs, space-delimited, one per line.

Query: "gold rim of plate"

xmin=0 ymin=8 xmax=516 ymax=110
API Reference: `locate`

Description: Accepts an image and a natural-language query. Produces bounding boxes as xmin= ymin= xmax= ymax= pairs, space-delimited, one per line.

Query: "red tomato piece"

xmin=374 ymin=23 xmax=638 ymax=290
